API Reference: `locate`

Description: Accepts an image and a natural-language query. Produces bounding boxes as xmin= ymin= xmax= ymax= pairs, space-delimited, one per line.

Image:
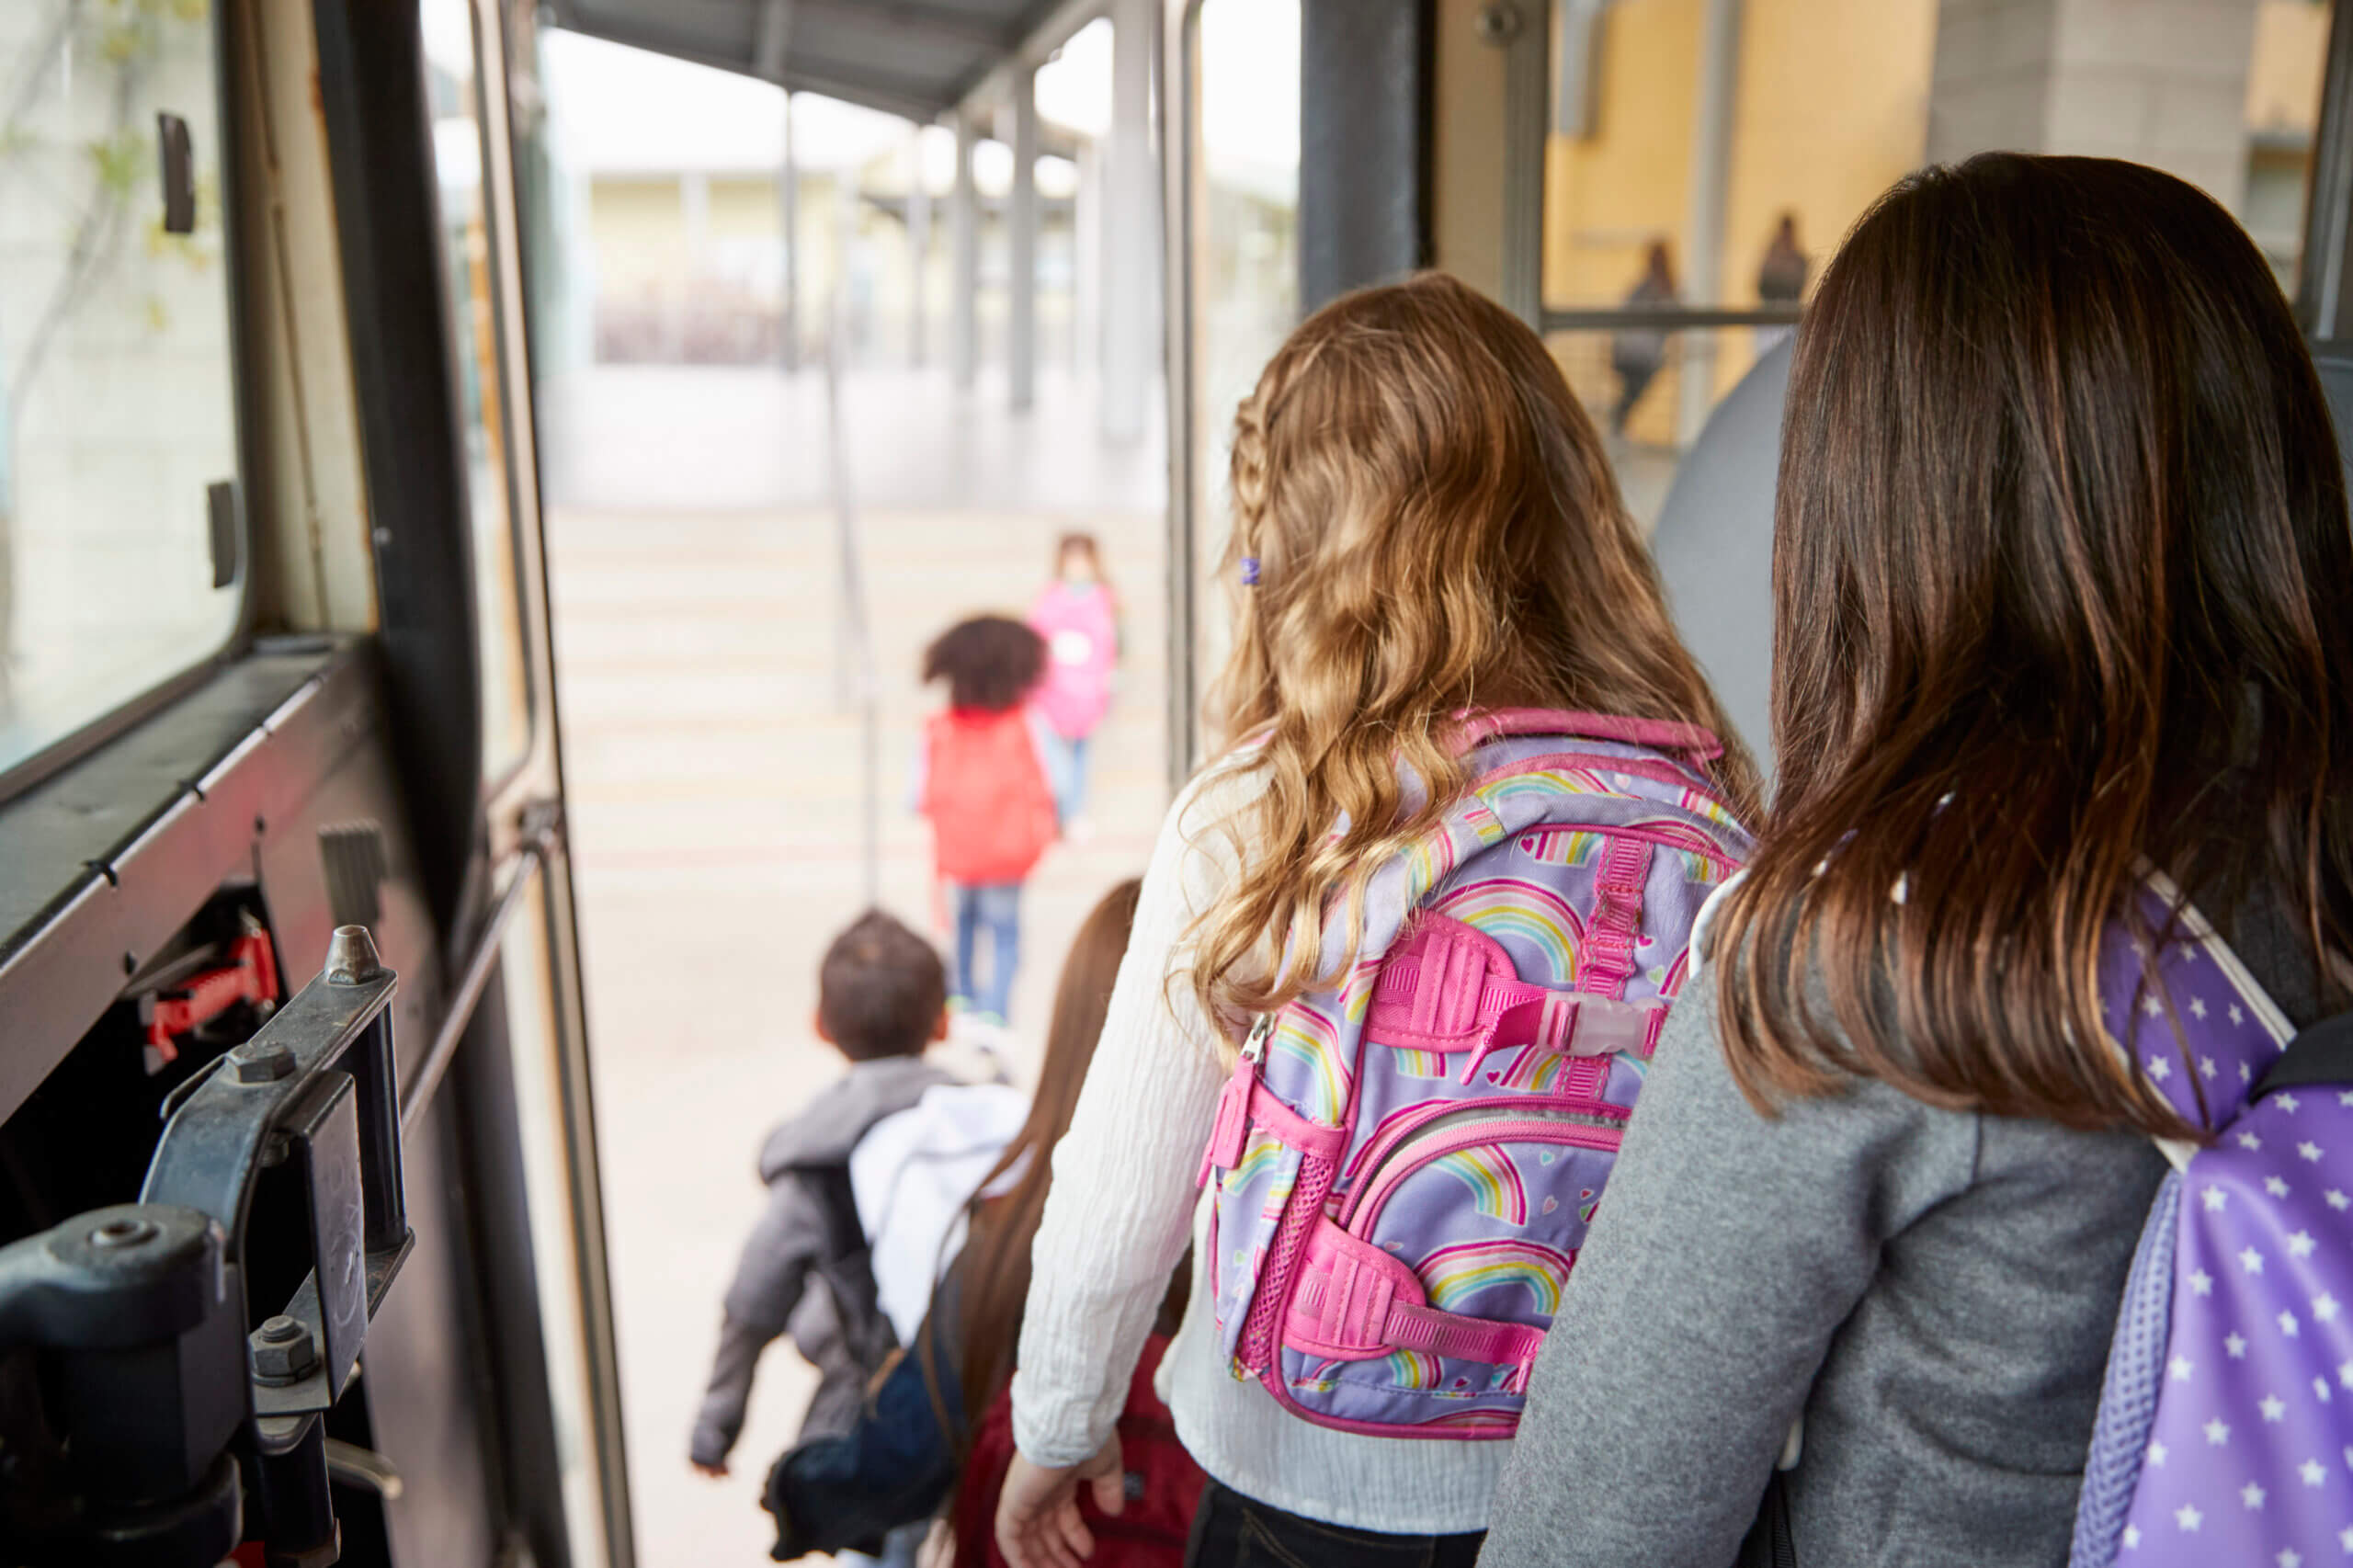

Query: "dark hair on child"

xmin=818 ymin=911 xmax=947 ymax=1062
xmin=922 ymin=615 xmax=1045 ymax=712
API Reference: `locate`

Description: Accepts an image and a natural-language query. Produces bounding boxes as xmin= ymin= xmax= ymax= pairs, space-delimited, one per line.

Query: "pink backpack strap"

xmin=1284 ymin=1223 xmax=1552 ymax=1392
xmin=1362 ymin=918 xmax=1666 ymax=1086
xmin=1453 ymin=707 xmax=1724 ymax=764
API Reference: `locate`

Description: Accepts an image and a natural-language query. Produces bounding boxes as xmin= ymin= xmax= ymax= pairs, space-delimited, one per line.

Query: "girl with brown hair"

xmin=993 ymin=272 xmax=1756 ymax=1568
xmin=1481 ymin=153 xmax=2353 ymax=1567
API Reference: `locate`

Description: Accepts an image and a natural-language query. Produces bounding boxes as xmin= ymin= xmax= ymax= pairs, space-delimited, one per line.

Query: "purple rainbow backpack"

xmin=1194 ymin=709 xmax=1752 ymax=1437
xmin=2073 ymin=880 xmax=2353 ymax=1566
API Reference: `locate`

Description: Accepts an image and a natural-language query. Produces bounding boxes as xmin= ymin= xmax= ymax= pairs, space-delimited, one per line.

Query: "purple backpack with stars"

xmin=2072 ymin=880 xmax=2353 ymax=1567
xmin=1193 ymin=709 xmax=1751 ymax=1437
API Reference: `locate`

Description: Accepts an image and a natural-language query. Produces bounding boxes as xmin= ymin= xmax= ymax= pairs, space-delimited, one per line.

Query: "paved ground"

xmin=540 ymin=363 xmax=1169 ymax=1568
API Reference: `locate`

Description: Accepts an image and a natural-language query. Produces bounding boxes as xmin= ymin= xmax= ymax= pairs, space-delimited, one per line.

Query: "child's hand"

xmin=691 ymin=1459 xmax=729 ymax=1479
xmin=995 ymin=1437 xmax=1124 ymax=1568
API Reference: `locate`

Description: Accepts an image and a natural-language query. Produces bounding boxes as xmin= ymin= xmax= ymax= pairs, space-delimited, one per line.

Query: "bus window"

xmin=422 ymin=0 xmax=534 ymax=786
xmin=1176 ymin=0 xmax=1300 ymax=772
xmin=1544 ymin=0 xmax=2334 ymax=530
xmin=0 ymin=2 xmax=243 ymax=781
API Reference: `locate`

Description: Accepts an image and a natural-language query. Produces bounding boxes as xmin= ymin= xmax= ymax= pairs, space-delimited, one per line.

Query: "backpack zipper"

xmin=1340 ymin=1105 xmax=1624 ymax=1233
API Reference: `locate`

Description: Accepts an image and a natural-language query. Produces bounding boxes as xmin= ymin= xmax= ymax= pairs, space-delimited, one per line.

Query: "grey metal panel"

xmin=548 ymin=0 xmax=1067 ymax=119
xmin=1298 ymin=0 xmax=1430 ymax=312
xmin=1649 ymin=338 xmax=1789 ymax=778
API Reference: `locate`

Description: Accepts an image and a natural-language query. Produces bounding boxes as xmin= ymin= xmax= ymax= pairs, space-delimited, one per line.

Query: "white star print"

xmin=2202 ymin=1056 xmax=2220 ymax=1079
xmin=2339 ymin=1089 xmax=2353 ymax=1106
xmin=2206 ymin=1418 xmax=2231 ymax=1445
xmin=2191 ymin=1269 xmax=2215 ymax=1296
xmin=2245 ymin=1246 xmax=2268 ymax=1274
xmin=2269 ymin=1176 xmax=2293 ymax=1198
xmin=2191 ymin=997 xmax=2208 ymax=1018
xmin=2338 ymin=1359 xmax=2353 ymax=1388
xmin=2245 ymin=1483 xmax=2269 ymax=1508
xmin=2329 ymin=1190 xmax=2350 ymax=1211
xmin=2281 ymin=1092 xmax=2302 ymax=1112
xmin=2229 ymin=1334 xmax=2249 ymax=1358
xmin=2171 ymin=1355 xmax=2195 ymax=1381
xmin=2280 ymin=1551 xmax=2304 ymax=1568
xmin=2149 ymin=1439 xmax=2168 ymax=1465
xmin=2231 ymin=1003 xmax=2245 ymax=1025
xmin=2320 ymin=1377 xmax=2336 ymax=1403
xmin=2207 ymin=1186 xmax=2230 ymax=1211
xmin=2242 ymin=1062 xmax=2254 ymax=1083
xmin=2148 ymin=1055 xmax=2173 ymax=1081
xmin=2176 ymin=1504 xmax=2202 ymax=1531
xmin=2291 ymin=1231 xmax=2318 ymax=1259
xmin=2283 ymin=1311 xmax=2303 ymax=1337
xmin=2305 ymin=1460 xmax=2329 ymax=1487
xmin=2143 ymin=994 xmax=2165 ymax=1017
xmin=2302 ymin=1142 xmax=2326 ymax=1162
xmin=2340 ymin=1526 xmax=2353 ymax=1551
xmin=2122 ymin=1524 xmax=2141 ymax=1550
xmin=2264 ymin=1394 xmax=2288 ymax=1421
xmin=2242 ymin=1131 xmax=2266 ymax=1150
xmin=2319 ymin=1295 xmax=2342 ymax=1324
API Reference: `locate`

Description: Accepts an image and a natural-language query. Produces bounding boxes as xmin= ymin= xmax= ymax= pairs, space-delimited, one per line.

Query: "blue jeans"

xmin=1040 ymin=729 xmax=1092 ymax=824
xmin=952 ymin=882 xmax=1022 ymax=1023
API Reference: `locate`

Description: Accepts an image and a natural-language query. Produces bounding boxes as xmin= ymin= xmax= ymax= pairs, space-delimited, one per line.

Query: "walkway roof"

xmin=543 ymin=0 xmax=1080 ymax=123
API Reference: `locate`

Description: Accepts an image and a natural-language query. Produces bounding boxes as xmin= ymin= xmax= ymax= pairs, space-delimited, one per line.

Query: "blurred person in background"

xmin=1028 ymin=533 xmax=1121 ymax=844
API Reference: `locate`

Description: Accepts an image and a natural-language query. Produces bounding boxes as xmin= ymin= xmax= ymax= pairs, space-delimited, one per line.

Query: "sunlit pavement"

xmin=541 ymin=361 xmax=1169 ymax=1567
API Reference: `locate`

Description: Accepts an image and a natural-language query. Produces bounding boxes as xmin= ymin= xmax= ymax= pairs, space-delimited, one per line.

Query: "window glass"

xmin=1185 ymin=0 xmax=1300 ymax=754
xmin=0 ymin=1 xmax=241 ymax=778
xmin=422 ymin=0 xmax=532 ymax=784
xmin=1546 ymin=0 xmax=2335 ymax=530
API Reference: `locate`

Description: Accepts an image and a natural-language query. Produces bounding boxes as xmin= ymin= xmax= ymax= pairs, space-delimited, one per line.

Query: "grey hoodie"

xmin=689 ymin=1055 xmax=952 ymax=1470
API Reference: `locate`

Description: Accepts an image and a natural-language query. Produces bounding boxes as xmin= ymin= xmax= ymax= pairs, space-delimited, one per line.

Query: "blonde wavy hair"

xmin=1187 ymin=272 xmax=1758 ymax=1034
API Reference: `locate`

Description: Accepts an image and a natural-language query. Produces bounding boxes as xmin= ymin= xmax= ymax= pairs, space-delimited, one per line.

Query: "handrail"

xmin=398 ymin=805 xmax=558 ymax=1131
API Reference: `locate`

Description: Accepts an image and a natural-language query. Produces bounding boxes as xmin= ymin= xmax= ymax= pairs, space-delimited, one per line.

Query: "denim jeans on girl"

xmin=1182 ymin=1481 xmax=1484 ymax=1568
xmin=952 ymin=881 xmax=1022 ymax=1023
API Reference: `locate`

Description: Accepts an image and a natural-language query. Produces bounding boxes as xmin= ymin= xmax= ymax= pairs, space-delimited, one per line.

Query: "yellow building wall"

xmin=2246 ymin=0 xmax=2328 ymax=132
xmin=589 ymin=177 xmax=693 ymax=301
xmin=1542 ymin=0 xmax=1938 ymax=434
xmin=1715 ymin=0 xmax=1938 ymax=389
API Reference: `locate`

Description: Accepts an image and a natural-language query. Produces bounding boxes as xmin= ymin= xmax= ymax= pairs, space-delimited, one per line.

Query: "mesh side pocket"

xmin=2070 ymin=1170 xmax=2179 ymax=1568
xmin=1238 ymin=1150 xmax=1336 ymax=1374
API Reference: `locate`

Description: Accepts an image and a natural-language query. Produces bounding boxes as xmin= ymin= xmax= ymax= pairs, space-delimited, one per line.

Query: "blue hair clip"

xmin=1240 ymin=556 xmax=1261 ymax=586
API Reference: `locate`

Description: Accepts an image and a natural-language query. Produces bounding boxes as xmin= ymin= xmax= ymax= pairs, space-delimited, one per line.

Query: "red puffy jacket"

xmin=951 ymin=1335 xmax=1205 ymax=1568
xmin=922 ymin=708 xmax=1057 ymax=887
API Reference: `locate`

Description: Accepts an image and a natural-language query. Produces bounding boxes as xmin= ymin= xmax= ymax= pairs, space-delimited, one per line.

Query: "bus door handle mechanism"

xmin=0 ymin=925 xmax=413 ymax=1567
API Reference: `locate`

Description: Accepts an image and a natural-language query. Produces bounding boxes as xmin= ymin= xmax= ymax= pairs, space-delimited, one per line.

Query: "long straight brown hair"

xmin=1192 ymin=272 xmax=1759 ymax=1031
xmin=1713 ymin=153 xmax=2353 ymax=1138
xmin=925 ymin=879 xmax=1144 ymax=1446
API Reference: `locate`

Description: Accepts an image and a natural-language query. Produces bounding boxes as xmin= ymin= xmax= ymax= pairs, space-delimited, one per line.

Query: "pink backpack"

xmin=1028 ymin=582 xmax=1118 ymax=741
xmin=1197 ymin=710 xmax=1752 ymax=1437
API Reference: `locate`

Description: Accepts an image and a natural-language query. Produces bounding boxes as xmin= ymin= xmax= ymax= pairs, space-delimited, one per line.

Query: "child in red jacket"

xmin=916 ymin=616 xmax=1058 ymax=1025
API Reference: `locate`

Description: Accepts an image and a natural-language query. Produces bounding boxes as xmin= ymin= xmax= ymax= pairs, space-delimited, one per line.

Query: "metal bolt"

xmin=251 ymin=1315 xmax=318 ymax=1384
xmin=233 ymin=1043 xmax=297 ymax=1084
xmin=324 ymin=925 xmax=384 ymax=985
xmin=1476 ymin=0 xmax=1523 ymax=44
xmin=88 ymin=1218 xmax=157 ymax=1251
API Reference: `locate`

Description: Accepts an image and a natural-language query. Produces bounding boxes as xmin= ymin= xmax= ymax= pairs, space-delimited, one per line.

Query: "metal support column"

xmin=951 ymin=108 xmax=980 ymax=389
xmin=1099 ymin=0 xmax=1158 ymax=442
xmin=907 ymin=125 xmax=932 ymax=368
xmin=780 ymin=91 xmax=801 ymax=371
xmin=1009 ymin=70 xmax=1040 ymax=412
xmin=1676 ymin=0 xmax=1743 ymax=446
xmin=1300 ymin=0 xmax=1433 ymax=312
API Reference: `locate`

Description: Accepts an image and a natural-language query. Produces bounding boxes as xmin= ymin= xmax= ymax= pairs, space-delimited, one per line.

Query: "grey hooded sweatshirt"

xmin=689 ymin=1054 xmax=951 ymax=1470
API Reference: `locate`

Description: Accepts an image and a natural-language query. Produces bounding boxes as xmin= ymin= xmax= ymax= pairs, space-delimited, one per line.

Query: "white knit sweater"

xmin=1008 ymin=765 xmax=1509 ymax=1534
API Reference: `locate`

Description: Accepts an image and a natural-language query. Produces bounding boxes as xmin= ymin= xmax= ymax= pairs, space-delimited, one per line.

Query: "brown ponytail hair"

xmin=1191 ymin=272 xmax=1758 ymax=1033
xmin=1712 ymin=154 xmax=2353 ymax=1138
xmin=926 ymin=879 xmax=1144 ymax=1445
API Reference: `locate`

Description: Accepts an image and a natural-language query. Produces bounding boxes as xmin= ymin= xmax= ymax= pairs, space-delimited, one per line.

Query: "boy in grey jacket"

xmin=689 ymin=911 xmax=954 ymax=1476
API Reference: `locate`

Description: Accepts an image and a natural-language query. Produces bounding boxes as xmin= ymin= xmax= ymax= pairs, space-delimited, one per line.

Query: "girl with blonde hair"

xmin=992 ymin=272 xmax=1756 ymax=1568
